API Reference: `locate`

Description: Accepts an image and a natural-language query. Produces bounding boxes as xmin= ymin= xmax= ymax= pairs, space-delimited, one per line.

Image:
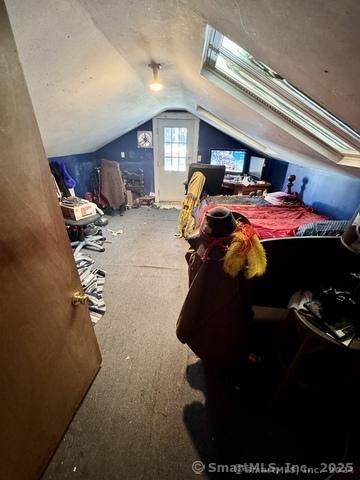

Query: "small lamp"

xmin=148 ymin=63 xmax=163 ymax=91
xmin=341 ymin=207 xmax=360 ymax=254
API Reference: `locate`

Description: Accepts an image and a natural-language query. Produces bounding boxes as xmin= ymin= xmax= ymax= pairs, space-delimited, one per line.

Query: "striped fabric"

xmin=296 ymin=220 xmax=348 ymax=237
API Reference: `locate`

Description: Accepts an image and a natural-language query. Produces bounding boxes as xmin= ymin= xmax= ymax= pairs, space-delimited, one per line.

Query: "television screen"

xmin=249 ymin=156 xmax=265 ymax=179
xmin=210 ymin=149 xmax=246 ymax=173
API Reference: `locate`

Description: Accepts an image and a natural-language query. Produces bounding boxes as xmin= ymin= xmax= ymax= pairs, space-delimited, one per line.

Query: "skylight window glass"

xmin=214 ymin=55 xmax=353 ymax=151
xmin=203 ymin=26 xmax=360 ymax=157
xmin=222 ymin=37 xmax=249 ymax=59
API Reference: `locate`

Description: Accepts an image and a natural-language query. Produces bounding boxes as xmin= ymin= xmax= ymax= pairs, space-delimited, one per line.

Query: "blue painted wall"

xmin=95 ymin=120 xmax=154 ymax=194
xmin=49 ymin=152 xmax=98 ymax=197
xmin=198 ymin=120 xmax=262 ymax=171
xmin=49 ymin=117 xmax=271 ymax=197
xmin=266 ymin=160 xmax=360 ymax=219
xmin=49 ymin=120 xmax=155 ymax=195
xmin=93 ymin=119 xmax=267 ymax=195
xmin=49 ymin=114 xmax=359 ymax=220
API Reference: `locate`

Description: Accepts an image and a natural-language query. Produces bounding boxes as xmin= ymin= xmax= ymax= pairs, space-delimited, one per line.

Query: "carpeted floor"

xmin=42 ymin=208 xmax=357 ymax=480
xmin=43 ymin=208 xmax=206 ymax=480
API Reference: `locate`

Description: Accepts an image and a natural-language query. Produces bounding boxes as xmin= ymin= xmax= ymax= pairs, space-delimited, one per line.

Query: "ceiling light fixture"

xmin=148 ymin=63 xmax=163 ymax=91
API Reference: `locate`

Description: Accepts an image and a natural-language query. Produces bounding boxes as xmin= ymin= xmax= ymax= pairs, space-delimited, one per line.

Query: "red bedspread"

xmin=198 ymin=204 xmax=327 ymax=239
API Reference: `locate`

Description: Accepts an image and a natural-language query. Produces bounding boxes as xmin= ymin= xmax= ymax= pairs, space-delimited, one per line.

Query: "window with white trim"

xmin=164 ymin=127 xmax=187 ymax=171
xmin=202 ymin=27 xmax=360 ymax=163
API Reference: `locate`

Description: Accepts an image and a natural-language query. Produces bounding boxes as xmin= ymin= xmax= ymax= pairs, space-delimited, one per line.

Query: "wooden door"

xmin=0 ymin=3 xmax=102 ymax=479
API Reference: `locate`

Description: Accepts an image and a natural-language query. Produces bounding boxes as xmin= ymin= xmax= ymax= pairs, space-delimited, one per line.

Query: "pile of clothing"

xmin=74 ymin=252 xmax=106 ymax=325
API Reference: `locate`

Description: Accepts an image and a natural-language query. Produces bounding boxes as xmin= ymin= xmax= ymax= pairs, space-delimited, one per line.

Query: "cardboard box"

xmin=126 ymin=190 xmax=133 ymax=207
xmin=61 ymin=199 xmax=96 ymax=220
xmin=137 ymin=195 xmax=155 ymax=206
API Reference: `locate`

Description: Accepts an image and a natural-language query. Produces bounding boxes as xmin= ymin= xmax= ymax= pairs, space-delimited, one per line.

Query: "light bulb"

xmin=150 ymin=81 xmax=163 ymax=92
xmin=148 ymin=62 xmax=163 ymax=92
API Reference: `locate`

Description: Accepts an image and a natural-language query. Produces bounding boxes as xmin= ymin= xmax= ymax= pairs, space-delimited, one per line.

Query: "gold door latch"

xmin=71 ymin=291 xmax=88 ymax=306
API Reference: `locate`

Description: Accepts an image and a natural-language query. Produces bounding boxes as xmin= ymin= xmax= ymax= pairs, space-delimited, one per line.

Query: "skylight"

xmin=202 ymin=26 xmax=360 ymax=163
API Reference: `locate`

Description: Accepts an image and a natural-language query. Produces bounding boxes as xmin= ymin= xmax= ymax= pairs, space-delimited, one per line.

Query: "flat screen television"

xmin=210 ymin=149 xmax=246 ymax=173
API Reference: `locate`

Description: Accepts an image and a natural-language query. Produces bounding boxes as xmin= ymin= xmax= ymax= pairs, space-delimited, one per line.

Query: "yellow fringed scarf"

xmin=223 ymin=224 xmax=267 ymax=278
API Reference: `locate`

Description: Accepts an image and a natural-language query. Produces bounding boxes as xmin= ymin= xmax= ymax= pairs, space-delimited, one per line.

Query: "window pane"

xmin=222 ymin=36 xmax=249 ymax=59
xmin=178 ymin=158 xmax=186 ymax=171
xmin=164 ymin=157 xmax=172 ymax=171
xmin=179 ymin=128 xmax=187 ymax=143
xmin=164 ymin=128 xmax=171 ymax=142
xmin=164 ymin=143 xmax=172 ymax=156
xmin=171 ymin=128 xmax=180 ymax=143
xmin=172 ymin=143 xmax=180 ymax=157
xmin=163 ymin=126 xmax=189 ymax=171
xmin=179 ymin=144 xmax=187 ymax=157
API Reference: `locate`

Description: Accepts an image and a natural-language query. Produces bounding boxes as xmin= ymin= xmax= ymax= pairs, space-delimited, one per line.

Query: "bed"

xmin=192 ymin=194 xmax=335 ymax=239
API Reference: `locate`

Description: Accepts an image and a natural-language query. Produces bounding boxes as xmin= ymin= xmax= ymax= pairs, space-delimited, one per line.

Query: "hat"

xmin=202 ymin=207 xmax=249 ymax=237
xmin=186 ymin=206 xmax=249 ymax=250
xmin=186 ymin=206 xmax=266 ymax=279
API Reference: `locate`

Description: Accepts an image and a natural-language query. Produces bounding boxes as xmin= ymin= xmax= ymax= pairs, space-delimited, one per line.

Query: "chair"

xmin=185 ymin=163 xmax=225 ymax=196
xmin=250 ymin=236 xmax=360 ymax=404
xmin=271 ymin=308 xmax=360 ymax=406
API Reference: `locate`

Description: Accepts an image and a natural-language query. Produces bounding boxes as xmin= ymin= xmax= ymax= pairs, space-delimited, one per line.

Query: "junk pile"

xmin=74 ymin=252 xmax=106 ymax=325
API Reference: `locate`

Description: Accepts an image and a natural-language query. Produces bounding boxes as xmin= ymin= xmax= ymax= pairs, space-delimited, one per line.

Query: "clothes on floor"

xmin=74 ymin=252 xmax=106 ymax=325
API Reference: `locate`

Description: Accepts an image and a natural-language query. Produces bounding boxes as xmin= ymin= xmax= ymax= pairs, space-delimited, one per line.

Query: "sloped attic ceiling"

xmin=5 ymin=0 xmax=360 ymax=177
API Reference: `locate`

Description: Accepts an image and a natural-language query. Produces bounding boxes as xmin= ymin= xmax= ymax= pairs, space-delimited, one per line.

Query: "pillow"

xmin=265 ymin=191 xmax=304 ymax=206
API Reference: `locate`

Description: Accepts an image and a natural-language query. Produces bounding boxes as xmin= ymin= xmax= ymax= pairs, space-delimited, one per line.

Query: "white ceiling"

xmin=5 ymin=0 xmax=360 ymax=177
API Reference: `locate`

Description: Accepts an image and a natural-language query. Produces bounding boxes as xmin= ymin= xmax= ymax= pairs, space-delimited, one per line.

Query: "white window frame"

xmin=163 ymin=126 xmax=188 ymax=172
xmin=201 ymin=26 xmax=360 ymax=165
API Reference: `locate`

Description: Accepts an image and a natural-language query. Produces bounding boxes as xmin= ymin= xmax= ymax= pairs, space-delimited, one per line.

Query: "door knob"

xmin=72 ymin=291 xmax=88 ymax=306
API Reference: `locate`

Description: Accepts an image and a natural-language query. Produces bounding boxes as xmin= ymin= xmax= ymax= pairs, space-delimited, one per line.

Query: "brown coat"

xmin=176 ymin=245 xmax=253 ymax=367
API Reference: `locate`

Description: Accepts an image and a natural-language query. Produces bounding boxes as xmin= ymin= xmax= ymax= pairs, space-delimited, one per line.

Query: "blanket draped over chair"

xmin=100 ymin=159 xmax=126 ymax=209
